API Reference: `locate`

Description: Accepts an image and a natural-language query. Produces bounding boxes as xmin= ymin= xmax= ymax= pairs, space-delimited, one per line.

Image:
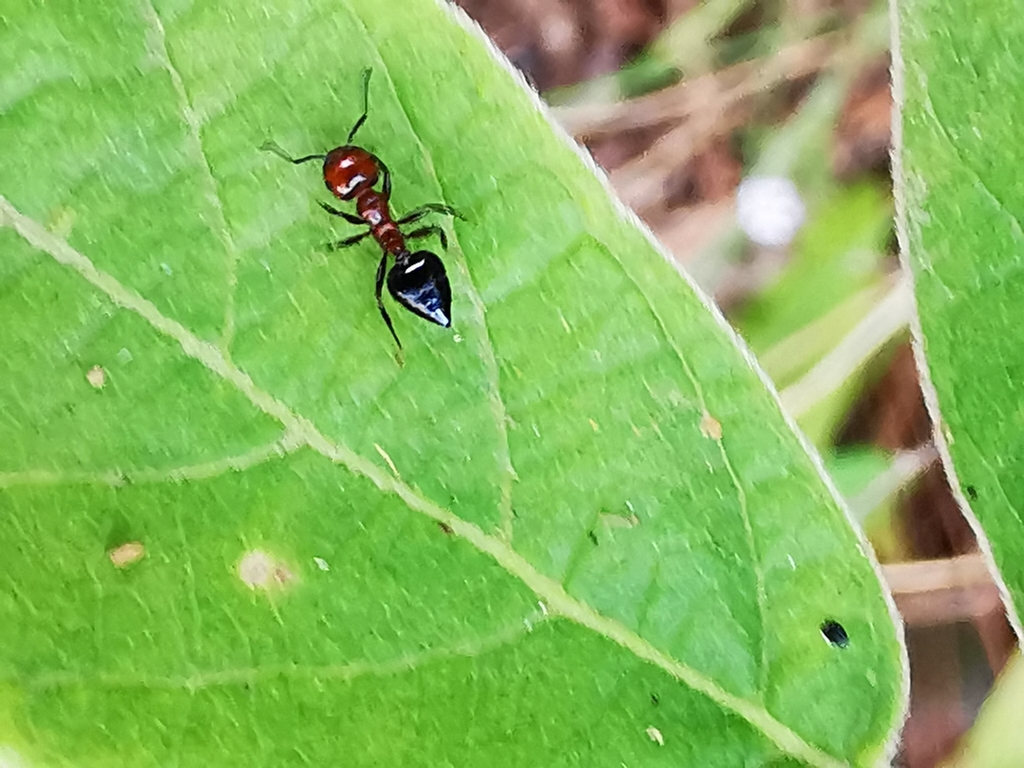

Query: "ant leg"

xmin=378 ymin=159 xmax=392 ymax=198
xmin=397 ymin=203 xmax=463 ymax=225
xmin=260 ymin=140 xmax=325 ymax=165
xmin=406 ymin=225 xmax=448 ymax=250
xmin=375 ymin=252 xmax=402 ymax=349
xmin=327 ymin=230 xmax=371 ymax=251
xmin=347 ymin=68 xmax=373 ymax=143
xmin=318 ymin=202 xmax=364 ymax=226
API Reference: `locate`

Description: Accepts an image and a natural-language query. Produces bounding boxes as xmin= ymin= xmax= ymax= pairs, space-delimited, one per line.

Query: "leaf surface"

xmin=894 ymin=0 xmax=1024 ymax=631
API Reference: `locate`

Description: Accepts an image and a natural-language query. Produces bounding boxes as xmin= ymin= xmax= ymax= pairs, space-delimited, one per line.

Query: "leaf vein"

xmin=140 ymin=0 xmax=242 ymax=355
xmin=19 ymin=612 xmax=547 ymax=691
xmin=921 ymin=91 xmax=1024 ymax=242
xmin=0 ymin=430 xmax=303 ymax=488
xmin=366 ymin=54 xmax=518 ymax=542
xmin=598 ymin=235 xmax=770 ymax=691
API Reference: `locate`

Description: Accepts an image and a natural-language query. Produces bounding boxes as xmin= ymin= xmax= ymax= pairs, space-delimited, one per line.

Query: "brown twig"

xmin=603 ymin=34 xmax=844 ymax=212
xmin=555 ymin=32 xmax=839 ymax=139
xmin=883 ymin=554 xmax=1005 ymax=627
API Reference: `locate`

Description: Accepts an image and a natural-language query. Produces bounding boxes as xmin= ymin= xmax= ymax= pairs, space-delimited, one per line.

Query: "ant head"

xmin=322 ymin=145 xmax=379 ymax=200
xmin=386 ymin=250 xmax=452 ymax=328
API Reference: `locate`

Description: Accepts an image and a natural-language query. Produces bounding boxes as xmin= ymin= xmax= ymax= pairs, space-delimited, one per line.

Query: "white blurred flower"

xmin=735 ymin=176 xmax=806 ymax=247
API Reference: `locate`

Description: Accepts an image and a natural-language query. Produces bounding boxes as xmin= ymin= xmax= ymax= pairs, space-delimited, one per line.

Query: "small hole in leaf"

xmin=966 ymin=485 xmax=978 ymax=500
xmin=820 ymin=620 xmax=849 ymax=648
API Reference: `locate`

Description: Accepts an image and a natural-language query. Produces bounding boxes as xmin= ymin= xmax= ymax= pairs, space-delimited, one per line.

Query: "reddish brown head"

xmin=322 ymin=145 xmax=378 ymax=201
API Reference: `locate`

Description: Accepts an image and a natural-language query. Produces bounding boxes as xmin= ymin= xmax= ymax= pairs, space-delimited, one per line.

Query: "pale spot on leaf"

xmin=238 ymin=549 xmax=295 ymax=591
xmin=700 ymin=412 xmax=722 ymax=440
xmin=599 ymin=510 xmax=640 ymax=529
xmin=646 ymin=726 xmax=664 ymax=746
xmin=48 ymin=206 xmax=76 ymax=238
xmin=374 ymin=443 xmax=400 ymax=477
xmin=86 ymin=365 xmax=106 ymax=389
xmin=109 ymin=541 xmax=145 ymax=568
xmin=313 ymin=557 xmax=330 ymax=571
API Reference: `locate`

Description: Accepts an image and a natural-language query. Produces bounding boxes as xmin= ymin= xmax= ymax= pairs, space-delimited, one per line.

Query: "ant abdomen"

xmin=388 ymin=251 xmax=452 ymax=328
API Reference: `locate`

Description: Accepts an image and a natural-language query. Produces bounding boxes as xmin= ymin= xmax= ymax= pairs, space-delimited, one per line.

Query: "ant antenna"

xmin=347 ymin=68 xmax=373 ymax=144
xmin=260 ymin=140 xmax=325 ymax=165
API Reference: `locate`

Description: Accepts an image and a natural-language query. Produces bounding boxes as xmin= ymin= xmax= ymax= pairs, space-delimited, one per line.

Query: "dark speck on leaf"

xmin=965 ymin=485 xmax=978 ymax=501
xmin=587 ymin=530 xmax=598 ymax=545
xmin=650 ymin=693 xmax=660 ymax=706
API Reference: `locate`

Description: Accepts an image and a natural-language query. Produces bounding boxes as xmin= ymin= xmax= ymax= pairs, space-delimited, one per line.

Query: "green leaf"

xmin=944 ymin=650 xmax=1024 ymax=767
xmin=894 ymin=0 xmax=1024 ymax=630
xmin=0 ymin=0 xmax=903 ymax=764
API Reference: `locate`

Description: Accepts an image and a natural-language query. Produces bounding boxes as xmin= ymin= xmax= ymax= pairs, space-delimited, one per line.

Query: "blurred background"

xmin=452 ymin=1 xmax=1019 ymax=766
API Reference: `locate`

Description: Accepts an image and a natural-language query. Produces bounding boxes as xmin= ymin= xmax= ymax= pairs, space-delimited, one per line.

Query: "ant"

xmin=261 ymin=69 xmax=460 ymax=350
